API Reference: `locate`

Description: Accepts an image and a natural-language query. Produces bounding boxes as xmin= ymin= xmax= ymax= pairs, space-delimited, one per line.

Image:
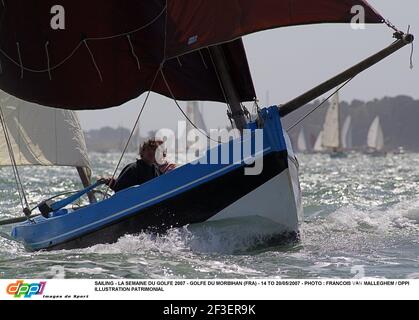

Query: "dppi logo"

xmin=6 ymin=280 xmax=46 ymax=298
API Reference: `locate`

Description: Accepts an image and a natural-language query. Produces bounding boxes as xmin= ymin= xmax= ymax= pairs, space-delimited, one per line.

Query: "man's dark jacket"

xmin=111 ymin=159 xmax=160 ymax=192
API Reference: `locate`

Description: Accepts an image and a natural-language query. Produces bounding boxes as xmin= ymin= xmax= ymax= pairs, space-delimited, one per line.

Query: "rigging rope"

xmin=160 ymin=6 xmax=220 ymax=144
xmin=102 ymin=68 xmax=161 ymax=199
xmin=407 ymin=25 xmax=414 ymax=69
xmin=160 ymin=69 xmax=221 ymax=144
xmin=16 ymin=42 xmax=23 ymax=79
xmin=286 ymin=78 xmax=354 ymax=132
xmin=384 ymin=19 xmax=402 ymax=34
xmin=410 ymin=41 xmax=414 ymax=70
xmin=0 ymin=106 xmax=30 ymax=213
xmin=127 ymin=35 xmax=141 ymax=71
xmin=383 ymin=21 xmax=414 ymax=69
xmin=45 ymin=41 xmax=52 ymax=80
xmin=104 ymin=3 xmax=173 ymax=199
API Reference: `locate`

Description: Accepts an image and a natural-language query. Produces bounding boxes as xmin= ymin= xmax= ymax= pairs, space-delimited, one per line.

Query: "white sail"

xmin=322 ymin=92 xmax=341 ymax=149
xmin=186 ymin=101 xmax=207 ymax=134
xmin=297 ymin=128 xmax=307 ymax=152
xmin=341 ymin=116 xmax=353 ymax=149
xmin=0 ymin=91 xmax=91 ymax=173
xmin=177 ymin=102 xmax=208 ymax=163
xmin=313 ymin=131 xmax=324 ymax=152
xmin=367 ymin=116 xmax=384 ymax=151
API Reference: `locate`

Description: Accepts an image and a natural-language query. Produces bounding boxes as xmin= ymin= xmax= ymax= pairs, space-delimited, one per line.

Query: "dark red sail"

xmin=166 ymin=0 xmax=383 ymax=57
xmin=0 ymin=0 xmax=383 ymax=110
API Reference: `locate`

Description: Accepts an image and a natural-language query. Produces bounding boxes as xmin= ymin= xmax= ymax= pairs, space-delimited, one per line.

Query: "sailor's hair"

xmin=139 ymin=138 xmax=166 ymax=158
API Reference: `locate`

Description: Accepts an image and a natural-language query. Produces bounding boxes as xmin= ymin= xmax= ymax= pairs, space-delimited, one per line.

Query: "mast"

xmin=279 ymin=33 xmax=414 ymax=117
xmin=209 ymin=46 xmax=247 ymax=132
xmin=77 ymin=167 xmax=96 ymax=204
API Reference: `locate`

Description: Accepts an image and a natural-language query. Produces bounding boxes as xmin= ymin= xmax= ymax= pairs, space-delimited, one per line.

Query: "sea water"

xmin=0 ymin=152 xmax=418 ymax=279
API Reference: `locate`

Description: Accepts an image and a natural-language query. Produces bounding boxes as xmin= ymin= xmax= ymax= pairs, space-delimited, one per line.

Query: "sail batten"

xmin=0 ymin=0 xmax=384 ymax=110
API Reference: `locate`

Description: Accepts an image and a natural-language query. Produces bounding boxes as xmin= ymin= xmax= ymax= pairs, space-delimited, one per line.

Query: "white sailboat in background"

xmin=366 ymin=116 xmax=386 ymax=156
xmin=319 ymin=91 xmax=352 ymax=157
xmin=177 ymin=102 xmax=208 ymax=163
xmin=186 ymin=101 xmax=208 ymax=136
xmin=341 ymin=116 xmax=353 ymax=150
xmin=313 ymin=131 xmax=325 ymax=152
xmin=297 ymin=128 xmax=308 ymax=153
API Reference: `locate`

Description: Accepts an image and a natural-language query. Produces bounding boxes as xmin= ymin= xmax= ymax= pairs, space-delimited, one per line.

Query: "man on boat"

xmin=104 ymin=139 xmax=176 ymax=192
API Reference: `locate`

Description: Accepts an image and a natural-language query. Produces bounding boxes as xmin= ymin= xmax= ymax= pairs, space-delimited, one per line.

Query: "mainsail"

xmin=367 ymin=116 xmax=384 ymax=151
xmin=0 ymin=91 xmax=91 ymax=172
xmin=322 ymin=92 xmax=341 ymax=149
xmin=0 ymin=1 xmax=383 ymax=110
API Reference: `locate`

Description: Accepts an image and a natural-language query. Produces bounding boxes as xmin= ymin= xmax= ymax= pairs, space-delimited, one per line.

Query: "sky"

xmin=78 ymin=1 xmax=418 ymax=134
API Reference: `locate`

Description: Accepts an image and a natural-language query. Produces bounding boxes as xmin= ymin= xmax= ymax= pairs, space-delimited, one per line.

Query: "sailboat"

xmin=320 ymin=91 xmax=351 ymax=157
xmin=178 ymin=101 xmax=208 ymax=163
xmin=297 ymin=128 xmax=308 ymax=153
xmin=366 ymin=116 xmax=386 ymax=156
xmin=0 ymin=90 xmax=94 ymax=222
xmin=342 ymin=116 xmax=353 ymax=150
xmin=0 ymin=1 xmax=412 ymax=250
xmin=313 ymin=131 xmax=325 ymax=153
xmin=186 ymin=102 xmax=208 ymax=136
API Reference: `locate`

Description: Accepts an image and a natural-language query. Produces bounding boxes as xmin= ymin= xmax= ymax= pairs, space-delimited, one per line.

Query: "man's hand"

xmin=100 ymin=177 xmax=116 ymax=189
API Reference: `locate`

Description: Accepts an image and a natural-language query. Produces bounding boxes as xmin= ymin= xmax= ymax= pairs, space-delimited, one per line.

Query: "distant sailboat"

xmin=297 ymin=128 xmax=307 ymax=153
xmin=366 ymin=116 xmax=385 ymax=155
xmin=186 ymin=101 xmax=208 ymax=137
xmin=313 ymin=131 xmax=325 ymax=152
xmin=177 ymin=102 xmax=208 ymax=163
xmin=341 ymin=116 xmax=353 ymax=150
xmin=320 ymin=91 xmax=351 ymax=157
